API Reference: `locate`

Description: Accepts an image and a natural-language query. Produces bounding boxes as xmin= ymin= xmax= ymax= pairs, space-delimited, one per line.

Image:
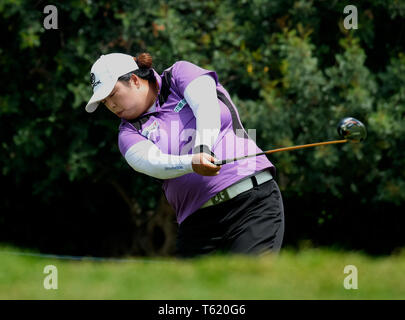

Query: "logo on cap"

xmin=90 ymin=73 xmax=101 ymax=89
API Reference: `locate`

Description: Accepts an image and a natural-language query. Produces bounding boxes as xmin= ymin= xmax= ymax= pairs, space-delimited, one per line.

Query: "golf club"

xmin=213 ymin=117 xmax=367 ymax=166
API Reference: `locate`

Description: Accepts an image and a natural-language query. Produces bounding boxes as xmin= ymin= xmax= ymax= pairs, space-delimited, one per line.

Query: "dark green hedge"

xmin=1 ymin=0 xmax=404 ymax=255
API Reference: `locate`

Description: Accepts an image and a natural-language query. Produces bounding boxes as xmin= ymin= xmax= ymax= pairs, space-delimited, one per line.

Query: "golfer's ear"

xmin=130 ymin=73 xmax=140 ymax=87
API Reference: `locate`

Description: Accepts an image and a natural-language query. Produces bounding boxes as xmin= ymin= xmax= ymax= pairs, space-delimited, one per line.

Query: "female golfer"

xmin=85 ymin=52 xmax=284 ymax=257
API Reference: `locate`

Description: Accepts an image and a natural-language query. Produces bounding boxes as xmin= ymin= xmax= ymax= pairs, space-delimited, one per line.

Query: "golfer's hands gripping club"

xmin=192 ymin=153 xmax=221 ymax=176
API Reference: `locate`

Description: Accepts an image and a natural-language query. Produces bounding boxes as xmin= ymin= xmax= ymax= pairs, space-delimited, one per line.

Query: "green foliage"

xmin=0 ymin=0 xmax=404 ymax=254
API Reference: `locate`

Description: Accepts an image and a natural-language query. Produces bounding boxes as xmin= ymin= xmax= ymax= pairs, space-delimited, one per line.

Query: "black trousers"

xmin=175 ymin=177 xmax=285 ymax=258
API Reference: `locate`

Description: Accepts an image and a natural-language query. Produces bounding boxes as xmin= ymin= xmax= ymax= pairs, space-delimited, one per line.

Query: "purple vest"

xmin=118 ymin=61 xmax=275 ymax=224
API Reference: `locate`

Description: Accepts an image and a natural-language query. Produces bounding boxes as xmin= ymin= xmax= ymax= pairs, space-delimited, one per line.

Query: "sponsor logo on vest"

xmin=142 ymin=120 xmax=159 ymax=139
xmin=174 ymin=99 xmax=187 ymax=112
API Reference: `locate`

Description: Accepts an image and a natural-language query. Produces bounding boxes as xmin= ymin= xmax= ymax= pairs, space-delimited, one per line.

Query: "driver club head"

xmin=337 ymin=117 xmax=367 ymax=142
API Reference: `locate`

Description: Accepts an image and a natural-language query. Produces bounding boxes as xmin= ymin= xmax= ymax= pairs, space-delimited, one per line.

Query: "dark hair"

xmin=118 ymin=52 xmax=156 ymax=85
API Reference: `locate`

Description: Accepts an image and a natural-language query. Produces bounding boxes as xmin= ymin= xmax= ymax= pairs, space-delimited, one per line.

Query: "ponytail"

xmin=135 ymin=53 xmax=153 ymax=69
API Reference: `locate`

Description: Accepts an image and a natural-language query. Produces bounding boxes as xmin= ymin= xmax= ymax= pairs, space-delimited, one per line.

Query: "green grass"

xmin=0 ymin=245 xmax=404 ymax=299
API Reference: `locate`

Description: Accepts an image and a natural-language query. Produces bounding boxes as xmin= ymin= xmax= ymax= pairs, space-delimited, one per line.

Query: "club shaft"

xmin=214 ymin=139 xmax=348 ymax=165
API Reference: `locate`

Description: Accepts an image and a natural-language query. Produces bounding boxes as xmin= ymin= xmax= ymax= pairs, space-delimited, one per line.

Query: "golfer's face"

xmin=102 ymin=75 xmax=154 ymax=120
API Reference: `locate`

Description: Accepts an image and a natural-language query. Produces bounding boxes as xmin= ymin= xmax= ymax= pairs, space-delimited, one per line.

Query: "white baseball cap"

xmin=85 ymin=53 xmax=139 ymax=113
